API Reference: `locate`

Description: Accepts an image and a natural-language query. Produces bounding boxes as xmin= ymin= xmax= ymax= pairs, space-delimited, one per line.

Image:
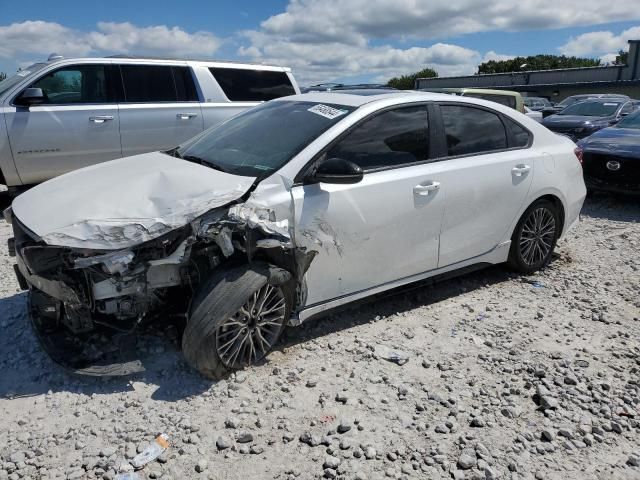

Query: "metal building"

xmin=415 ymin=40 xmax=640 ymax=101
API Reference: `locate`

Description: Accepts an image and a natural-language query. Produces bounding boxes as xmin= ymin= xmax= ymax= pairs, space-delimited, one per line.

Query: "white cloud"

xmin=239 ymin=0 xmax=639 ymax=84
xmin=257 ymin=0 xmax=640 ymax=46
xmin=559 ymin=25 xmax=640 ymax=57
xmin=0 ymin=20 xmax=222 ymax=62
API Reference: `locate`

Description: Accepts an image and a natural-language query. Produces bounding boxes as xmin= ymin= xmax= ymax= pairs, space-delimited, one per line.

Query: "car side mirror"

xmin=16 ymin=88 xmax=46 ymax=107
xmin=620 ymin=111 xmax=630 ymax=117
xmin=306 ymin=157 xmax=363 ymax=185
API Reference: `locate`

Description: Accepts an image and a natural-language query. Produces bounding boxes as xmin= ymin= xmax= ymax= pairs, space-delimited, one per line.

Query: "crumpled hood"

xmin=578 ymin=127 xmax=640 ymax=158
xmin=12 ymin=151 xmax=256 ymax=250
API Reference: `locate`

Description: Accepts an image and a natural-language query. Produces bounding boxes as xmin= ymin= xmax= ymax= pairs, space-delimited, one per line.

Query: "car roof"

xmin=420 ymin=87 xmax=521 ymax=97
xmin=278 ymin=90 xmax=508 ymax=108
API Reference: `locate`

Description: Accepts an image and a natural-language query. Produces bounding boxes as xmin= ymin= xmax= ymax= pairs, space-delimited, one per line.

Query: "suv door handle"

xmin=177 ymin=113 xmax=198 ymax=120
xmin=512 ymin=164 xmax=531 ymax=176
xmin=89 ymin=115 xmax=114 ymax=123
xmin=413 ymin=181 xmax=441 ymax=196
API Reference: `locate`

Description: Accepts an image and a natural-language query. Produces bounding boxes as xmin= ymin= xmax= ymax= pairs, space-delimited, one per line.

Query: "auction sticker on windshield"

xmin=308 ymin=104 xmax=349 ymax=120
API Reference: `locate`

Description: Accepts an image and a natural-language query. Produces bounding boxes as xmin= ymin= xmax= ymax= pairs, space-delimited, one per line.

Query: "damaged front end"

xmin=9 ymin=199 xmax=313 ymax=376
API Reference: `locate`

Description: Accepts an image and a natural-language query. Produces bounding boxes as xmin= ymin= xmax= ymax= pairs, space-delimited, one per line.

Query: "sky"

xmin=2 ymin=0 xmax=640 ymax=86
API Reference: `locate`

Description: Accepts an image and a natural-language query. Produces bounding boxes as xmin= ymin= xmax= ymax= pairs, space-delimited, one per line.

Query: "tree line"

xmin=387 ymin=51 xmax=631 ymax=89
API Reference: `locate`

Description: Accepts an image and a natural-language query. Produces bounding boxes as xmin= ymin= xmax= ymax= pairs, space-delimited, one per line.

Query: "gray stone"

xmin=458 ymin=448 xmax=477 ymax=470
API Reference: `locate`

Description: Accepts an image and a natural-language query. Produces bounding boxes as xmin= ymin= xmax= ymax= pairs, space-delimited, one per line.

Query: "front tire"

xmin=182 ymin=264 xmax=293 ymax=379
xmin=508 ymin=199 xmax=560 ymax=274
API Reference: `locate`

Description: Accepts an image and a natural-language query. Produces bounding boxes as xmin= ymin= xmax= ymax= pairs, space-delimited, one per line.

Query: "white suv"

xmin=0 ymin=55 xmax=299 ymax=188
xmin=7 ymin=91 xmax=586 ymax=378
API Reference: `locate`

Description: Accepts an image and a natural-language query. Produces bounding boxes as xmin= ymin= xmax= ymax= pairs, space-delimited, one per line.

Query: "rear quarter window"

xmin=209 ymin=67 xmax=295 ymax=101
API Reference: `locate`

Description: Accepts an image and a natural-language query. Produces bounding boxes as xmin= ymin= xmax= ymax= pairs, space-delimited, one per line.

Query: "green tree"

xmin=0 ymin=72 xmax=6 ymax=82
xmin=477 ymin=55 xmax=601 ymax=74
xmin=387 ymin=67 xmax=438 ymax=90
xmin=615 ymin=50 xmax=628 ymax=65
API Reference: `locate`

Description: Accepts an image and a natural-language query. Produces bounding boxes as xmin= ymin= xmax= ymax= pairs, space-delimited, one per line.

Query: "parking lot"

xmin=0 ymin=192 xmax=638 ymax=480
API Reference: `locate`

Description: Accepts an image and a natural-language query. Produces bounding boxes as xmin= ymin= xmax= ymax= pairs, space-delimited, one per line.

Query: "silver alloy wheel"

xmin=519 ymin=207 xmax=556 ymax=266
xmin=215 ymin=284 xmax=287 ymax=369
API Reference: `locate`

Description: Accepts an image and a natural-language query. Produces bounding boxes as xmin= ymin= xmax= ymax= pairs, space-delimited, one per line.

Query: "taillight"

xmin=574 ymin=147 xmax=583 ymax=165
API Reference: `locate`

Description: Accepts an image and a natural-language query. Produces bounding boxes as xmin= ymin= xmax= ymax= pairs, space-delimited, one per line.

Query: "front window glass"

xmin=30 ymin=65 xmax=108 ymax=104
xmin=616 ymin=110 xmax=640 ymax=129
xmin=559 ymin=101 xmax=622 ymax=116
xmin=0 ymin=63 xmax=48 ymax=98
xmin=327 ymin=106 xmax=429 ymax=170
xmin=176 ymin=101 xmax=355 ymax=177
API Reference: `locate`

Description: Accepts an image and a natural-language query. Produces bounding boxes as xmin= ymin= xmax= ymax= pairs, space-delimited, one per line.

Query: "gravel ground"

xmin=0 ymin=193 xmax=638 ymax=480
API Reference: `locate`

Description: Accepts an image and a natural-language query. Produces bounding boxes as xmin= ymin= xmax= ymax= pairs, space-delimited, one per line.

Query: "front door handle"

xmin=89 ymin=115 xmax=114 ymax=124
xmin=413 ymin=181 xmax=441 ymax=196
xmin=177 ymin=113 xmax=198 ymax=120
xmin=512 ymin=164 xmax=531 ymax=177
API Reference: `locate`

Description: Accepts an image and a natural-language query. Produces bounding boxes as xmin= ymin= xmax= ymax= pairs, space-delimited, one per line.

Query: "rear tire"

xmin=182 ymin=264 xmax=293 ymax=379
xmin=507 ymin=199 xmax=560 ymax=274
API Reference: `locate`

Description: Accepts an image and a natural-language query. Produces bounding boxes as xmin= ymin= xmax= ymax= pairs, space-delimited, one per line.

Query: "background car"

xmin=7 ymin=91 xmax=586 ymax=378
xmin=418 ymin=87 xmax=525 ymax=112
xmin=0 ymin=55 xmax=300 ymax=189
xmin=577 ymin=109 xmax=640 ymax=195
xmin=524 ymin=96 xmax=553 ymax=111
xmin=541 ymin=98 xmax=637 ymax=141
xmin=541 ymin=93 xmax=629 ymax=118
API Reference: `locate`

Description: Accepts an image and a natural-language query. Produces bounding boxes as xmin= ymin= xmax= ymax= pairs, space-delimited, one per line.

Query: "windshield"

xmin=558 ymin=101 xmax=621 ymax=117
xmin=616 ymin=110 xmax=640 ymax=129
xmin=0 ymin=63 xmax=48 ymax=98
xmin=176 ymin=100 xmax=355 ymax=177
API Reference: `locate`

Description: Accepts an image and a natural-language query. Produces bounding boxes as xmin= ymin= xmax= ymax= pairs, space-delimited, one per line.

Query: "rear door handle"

xmin=512 ymin=164 xmax=531 ymax=177
xmin=413 ymin=181 xmax=441 ymax=196
xmin=89 ymin=115 xmax=114 ymax=123
xmin=177 ymin=113 xmax=198 ymax=120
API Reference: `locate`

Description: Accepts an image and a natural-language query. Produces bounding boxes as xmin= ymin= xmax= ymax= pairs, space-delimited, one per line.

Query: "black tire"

xmin=182 ymin=263 xmax=293 ymax=379
xmin=507 ymin=199 xmax=560 ymax=274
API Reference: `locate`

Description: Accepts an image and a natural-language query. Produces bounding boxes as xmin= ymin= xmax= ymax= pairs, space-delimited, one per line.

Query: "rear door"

xmin=430 ymin=103 xmax=535 ymax=267
xmin=291 ymin=104 xmax=446 ymax=305
xmin=4 ymin=63 xmax=122 ymax=184
xmin=118 ymin=64 xmax=203 ymax=157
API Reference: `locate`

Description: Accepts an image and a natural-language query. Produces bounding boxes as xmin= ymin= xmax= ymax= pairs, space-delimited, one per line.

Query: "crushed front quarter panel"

xmin=11 ymin=152 xmax=256 ymax=249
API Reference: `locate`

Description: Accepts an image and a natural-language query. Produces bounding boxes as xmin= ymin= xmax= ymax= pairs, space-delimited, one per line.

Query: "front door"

xmin=5 ymin=64 xmax=122 ymax=184
xmin=291 ymin=105 xmax=446 ymax=306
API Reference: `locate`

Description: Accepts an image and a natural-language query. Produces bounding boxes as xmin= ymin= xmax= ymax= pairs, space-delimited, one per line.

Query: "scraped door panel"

xmin=292 ymin=165 xmax=445 ymax=306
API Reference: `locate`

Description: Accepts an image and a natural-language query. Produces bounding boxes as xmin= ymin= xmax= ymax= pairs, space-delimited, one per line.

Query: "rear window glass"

xmin=209 ymin=67 xmax=295 ymax=101
xmin=440 ymin=105 xmax=507 ymax=156
xmin=504 ymin=117 xmax=531 ymax=147
xmin=120 ymin=65 xmax=198 ymax=102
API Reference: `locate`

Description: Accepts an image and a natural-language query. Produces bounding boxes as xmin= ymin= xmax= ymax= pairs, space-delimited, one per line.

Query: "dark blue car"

xmin=542 ymin=99 xmax=636 ymax=141
xmin=577 ymin=110 xmax=640 ymax=194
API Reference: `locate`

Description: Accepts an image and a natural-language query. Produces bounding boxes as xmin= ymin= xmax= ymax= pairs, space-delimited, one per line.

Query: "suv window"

xmin=440 ymin=105 xmax=507 ymax=156
xmin=209 ymin=68 xmax=295 ymax=101
xmin=327 ymin=106 xmax=429 ymax=170
xmin=29 ymin=65 xmax=109 ymax=104
xmin=120 ymin=65 xmax=198 ymax=102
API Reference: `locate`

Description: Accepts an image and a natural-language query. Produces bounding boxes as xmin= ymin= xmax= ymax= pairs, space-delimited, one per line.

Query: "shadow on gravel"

xmin=279 ymin=263 xmax=519 ymax=351
xmin=0 ymin=291 xmax=214 ymax=401
xmin=582 ymin=192 xmax=640 ymax=223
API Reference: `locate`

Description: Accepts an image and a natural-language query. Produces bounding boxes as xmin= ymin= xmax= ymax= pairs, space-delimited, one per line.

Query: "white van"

xmin=0 ymin=55 xmax=300 ymax=188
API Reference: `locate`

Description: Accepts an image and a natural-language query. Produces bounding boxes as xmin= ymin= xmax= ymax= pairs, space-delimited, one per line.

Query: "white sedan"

xmin=8 ymin=91 xmax=586 ymax=378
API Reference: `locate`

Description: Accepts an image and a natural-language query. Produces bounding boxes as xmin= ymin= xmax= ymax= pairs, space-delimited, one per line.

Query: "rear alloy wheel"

xmin=182 ymin=264 xmax=292 ymax=379
xmin=508 ymin=199 xmax=560 ymax=274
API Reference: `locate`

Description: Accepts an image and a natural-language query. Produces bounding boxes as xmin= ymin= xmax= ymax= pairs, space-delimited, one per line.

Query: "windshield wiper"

xmin=182 ymin=154 xmax=229 ymax=173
